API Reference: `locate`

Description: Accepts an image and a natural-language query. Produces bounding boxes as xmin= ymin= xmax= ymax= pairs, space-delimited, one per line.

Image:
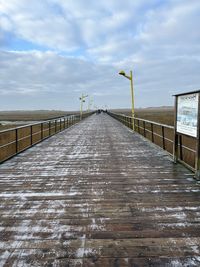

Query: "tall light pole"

xmin=79 ymin=94 xmax=88 ymax=120
xmin=119 ymin=70 xmax=135 ymax=131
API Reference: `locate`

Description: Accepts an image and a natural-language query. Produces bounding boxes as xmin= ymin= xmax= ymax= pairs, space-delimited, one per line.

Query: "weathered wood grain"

xmin=0 ymin=114 xmax=200 ymax=266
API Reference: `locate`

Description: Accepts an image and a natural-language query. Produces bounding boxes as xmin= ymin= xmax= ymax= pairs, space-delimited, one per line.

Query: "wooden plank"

xmin=0 ymin=114 xmax=200 ymax=266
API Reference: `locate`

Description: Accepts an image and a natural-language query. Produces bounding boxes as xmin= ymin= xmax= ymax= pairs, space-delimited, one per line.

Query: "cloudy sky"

xmin=0 ymin=0 xmax=200 ymax=110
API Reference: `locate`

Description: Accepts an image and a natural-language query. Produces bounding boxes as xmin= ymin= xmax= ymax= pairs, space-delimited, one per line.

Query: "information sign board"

xmin=176 ymin=93 xmax=199 ymax=137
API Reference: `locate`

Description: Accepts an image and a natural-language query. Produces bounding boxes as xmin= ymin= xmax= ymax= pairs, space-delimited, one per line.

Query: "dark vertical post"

xmin=179 ymin=135 xmax=183 ymax=160
xmin=162 ymin=126 xmax=165 ymax=150
xmin=41 ymin=123 xmax=43 ymax=140
xmin=15 ymin=128 xmax=18 ymax=154
xmin=138 ymin=120 xmax=140 ymax=134
xmin=30 ymin=125 xmax=33 ymax=146
xmin=173 ymin=96 xmax=179 ymax=163
xmin=195 ymin=93 xmax=200 ymax=179
xmin=60 ymin=119 xmax=61 ymax=131
xmin=64 ymin=118 xmax=66 ymax=129
xmin=55 ymin=120 xmax=57 ymax=133
xmin=151 ymin=123 xmax=154 ymax=143
xmin=49 ymin=121 xmax=51 ymax=136
xmin=143 ymin=121 xmax=146 ymax=137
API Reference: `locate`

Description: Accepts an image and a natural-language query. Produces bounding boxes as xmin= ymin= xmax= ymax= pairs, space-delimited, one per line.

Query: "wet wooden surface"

xmin=0 ymin=113 xmax=200 ymax=267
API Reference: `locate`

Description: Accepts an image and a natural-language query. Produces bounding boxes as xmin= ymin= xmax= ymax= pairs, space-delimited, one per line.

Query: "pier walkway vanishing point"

xmin=0 ymin=114 xmax=200 ymax=267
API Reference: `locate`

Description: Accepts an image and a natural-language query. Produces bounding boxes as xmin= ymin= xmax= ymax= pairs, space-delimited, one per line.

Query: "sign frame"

xmin=173 ymin=89 xmax=200 ymax=179
xmin=176 ymin=92 xmax=199 ymax=138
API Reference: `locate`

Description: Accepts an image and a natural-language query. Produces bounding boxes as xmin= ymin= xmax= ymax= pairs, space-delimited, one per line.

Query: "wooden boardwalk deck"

xmin=0 ymin=114 xmax=200 ymax=267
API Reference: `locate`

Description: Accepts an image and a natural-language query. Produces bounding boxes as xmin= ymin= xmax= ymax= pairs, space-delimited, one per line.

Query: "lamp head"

xmin=119 ymin=70 xmax=126 ymax=76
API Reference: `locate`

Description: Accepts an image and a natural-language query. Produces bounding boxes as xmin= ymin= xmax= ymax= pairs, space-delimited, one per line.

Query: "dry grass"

xmin=0 ymin=110 xmax=78 ymax=121
xmin=111 ymin=107 xmax=174 ymax=125
xmin=0 ymin=110 xmax=79 ymax=131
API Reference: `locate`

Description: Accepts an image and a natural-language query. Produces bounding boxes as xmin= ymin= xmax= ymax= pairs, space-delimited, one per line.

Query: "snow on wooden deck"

xmin=0 ymin=113 xmax=200 ymax=266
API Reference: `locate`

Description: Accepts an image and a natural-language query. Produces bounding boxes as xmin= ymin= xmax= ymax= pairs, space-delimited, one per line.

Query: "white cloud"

xmin=0 ymin=50 xmax=122 ymax=95
xmin=0 ymin=0 xmax=200 ymax=109
xmin=1 ymin=0 xmax=199 ymax=63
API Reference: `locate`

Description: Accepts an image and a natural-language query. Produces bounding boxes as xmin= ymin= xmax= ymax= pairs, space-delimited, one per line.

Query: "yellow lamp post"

xmin=119 ymin=70 xmax=135 ymax=131
xmin=79 ymin=94 xmax=88 ymax=120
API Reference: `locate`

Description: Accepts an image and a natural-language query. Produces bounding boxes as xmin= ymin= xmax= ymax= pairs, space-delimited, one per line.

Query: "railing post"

xmin=60 ymin=119 xmax=62 ymax=131
xmin=41 ymin=123 xmax=43 ymax=140
xmin=195 ymin=93 xmax=200 ymax=179
xmin=162 ymin=126 xmax=165 ymax=150
xmin=151 ymin=123 xmax=154 ymax=143
xmin=64 ymin=118 xmax=66 ymax=129
xmin=179 ymin=135 xmax=183 ymax=160
xmin=174 ymin=134 xmax=179 ymax=163
xmin=55 ymin=120 xmax=57 ymax=133
xmin=143 ymin=121 xmax=146 ymax=137
xmin=173 ymin=96 xmax=178 ymax=163
xmin=30 ymin=125 xmax=33 ymax=146
xmin=15 ymin=128 xmax=18 ymax=154
xmin=138 ymin=120 xmax=140 ymax=134
xmin=49 ymin=121 xmax=51 ymax=136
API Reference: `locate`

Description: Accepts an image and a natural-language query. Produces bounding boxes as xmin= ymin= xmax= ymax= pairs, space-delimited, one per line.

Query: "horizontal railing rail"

xmin=0 ymin=112 xmax=94 ymax=163
xmin=108 ymin=111 xmax=196 ymax=172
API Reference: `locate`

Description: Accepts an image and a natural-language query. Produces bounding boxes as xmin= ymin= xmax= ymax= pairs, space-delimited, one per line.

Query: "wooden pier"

xmin=0 ymin=114 xmax=200 ymax=266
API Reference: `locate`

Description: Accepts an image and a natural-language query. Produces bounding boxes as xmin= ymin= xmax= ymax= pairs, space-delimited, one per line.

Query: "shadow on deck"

xmin=0 ymin=114 xmax=200 ymax=266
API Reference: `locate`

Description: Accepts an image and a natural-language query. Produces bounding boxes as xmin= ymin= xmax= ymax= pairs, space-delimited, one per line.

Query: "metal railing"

xmin=0 ymin=112 xmax=94 ymax=163
xmin=108 ymin=112 xmax=196 ymax=172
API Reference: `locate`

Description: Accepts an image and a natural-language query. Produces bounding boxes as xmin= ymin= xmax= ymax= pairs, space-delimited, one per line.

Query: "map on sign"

xmin=177 ymin=93 xmax=199 ymax=137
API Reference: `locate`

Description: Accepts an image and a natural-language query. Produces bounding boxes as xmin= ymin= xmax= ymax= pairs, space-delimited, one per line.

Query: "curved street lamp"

xmin=119 ymin=70 xmax=135 ymax=131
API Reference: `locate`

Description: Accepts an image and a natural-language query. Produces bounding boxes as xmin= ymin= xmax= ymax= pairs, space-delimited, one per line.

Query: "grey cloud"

xmin=0 ymin=51 xmax=128 ymax=110
xmin=0 ymin=0 xmax=200 ymax=110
